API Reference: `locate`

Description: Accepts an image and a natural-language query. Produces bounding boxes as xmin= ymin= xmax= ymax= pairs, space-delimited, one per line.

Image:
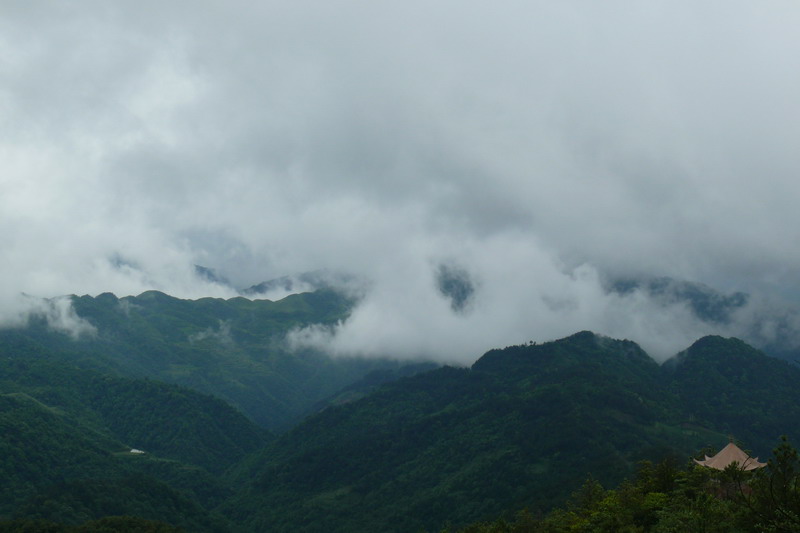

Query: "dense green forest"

xmin=3 ymin=289 xmax=800 ymax=531
xmin=0 ymin=356 xmax=265 ymax=530
xmin=454 ymin=436 xmax=800 ymax=532
xmin=0 ymin=358 xmax=267 ymax=472
xmin=1 ymin=289 xmax=433 ymax=430
xmin=0 ymin=515 xmax=186 ymax=532
xmin=227 ymin=332 xmax=777 ymax=532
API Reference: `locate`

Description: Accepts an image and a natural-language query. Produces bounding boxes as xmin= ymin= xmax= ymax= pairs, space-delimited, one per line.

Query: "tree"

xmin=744 ymin=436 xmax=800 ymax=532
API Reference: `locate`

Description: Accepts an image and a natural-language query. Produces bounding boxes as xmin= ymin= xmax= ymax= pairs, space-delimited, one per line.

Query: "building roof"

xmin=694 ymin=442 xmax=767 ymax=471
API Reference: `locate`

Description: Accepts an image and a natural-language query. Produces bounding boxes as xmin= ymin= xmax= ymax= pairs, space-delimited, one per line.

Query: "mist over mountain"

xmin=610 ymin=277 xmax=749 ymax=325
xmin=4 ymin=301 xmax=800 ymax=531
xmin=241 ymin=269 xmax=363 ymax=301
xmin=10 ymin=267 xmax=800 ymax=371
xmin=3 ymin=2 xmax=800 ymax=367
xmin=0 ymin=288 xmax=434 ymax=431
xmin=607 ymin=276 xmax=800 ymax=362
xmin=4 ymin=2 xmax=800 ymax=531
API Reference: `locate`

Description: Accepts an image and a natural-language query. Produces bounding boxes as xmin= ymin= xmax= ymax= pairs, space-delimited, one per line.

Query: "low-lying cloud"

xmin=2 ymin=295 xmax=97 ymax=340
xmin=2 ymin=1 xmax=800 ymax=362
xmin=286 ymin=233 xmax=789 ymax=363
xmin=189 ymin=320 xmax=234 ymax=347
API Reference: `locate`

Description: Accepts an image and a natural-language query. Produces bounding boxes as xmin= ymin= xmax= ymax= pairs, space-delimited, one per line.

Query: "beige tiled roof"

xmin=694 ymin=442 xmax=767 ymax=471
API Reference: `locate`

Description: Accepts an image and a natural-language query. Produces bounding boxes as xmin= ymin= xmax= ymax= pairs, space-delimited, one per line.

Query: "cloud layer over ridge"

xmin=2 ymin=1 xmax=800 ymax=361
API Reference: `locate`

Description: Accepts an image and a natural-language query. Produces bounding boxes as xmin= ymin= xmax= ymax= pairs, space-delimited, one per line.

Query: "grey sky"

xmin=2 ymin=1 xmax=800 ymax=361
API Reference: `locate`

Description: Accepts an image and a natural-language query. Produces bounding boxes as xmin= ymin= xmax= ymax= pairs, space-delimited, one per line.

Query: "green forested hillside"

xmin=223 ymin=332 xmax=754 ymax=532
xmin=0 ymin=355 xmax=268 ymax=530
xmin=11 ymin=476 xmax=229 ymax=532
xmin=0 ymin=358 xmax=267 ymax=473
xmin=667 ymin=335 xmax=800 ymax=452
xmin=0 ymin=288 xmax=435 ymax=530
xmin=0 ymin=393 xmax=120 ymax=510
xmin=0 ymin=391 xmax=230 ymax=530
xmin=3 ymin=325 xmax=799 ymax=532
xmin=2 ymin=289 xmax=433 ymax=430
xmin=455 ymin=436 xmax=800 ymax=532
xmin=0 ymin=515 xmax=185 ymax=532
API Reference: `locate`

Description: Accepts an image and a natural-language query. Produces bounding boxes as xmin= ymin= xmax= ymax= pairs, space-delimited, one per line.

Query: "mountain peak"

xmin=665 ymin=334 xmax=797 ymax=393
xmin=470 ymin=331 xmax=655 ymax=381
xmin=669 ymin=335 xmax=763 ymax=368
xmin=565 ymin=330 xmax=598 ymax=343
xmin=687 ymin=335 xmax=751 ymax=351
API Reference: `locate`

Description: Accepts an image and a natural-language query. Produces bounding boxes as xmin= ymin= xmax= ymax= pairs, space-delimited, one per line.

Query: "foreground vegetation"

xmin=456 ymin=437 xmax=800 ymax=532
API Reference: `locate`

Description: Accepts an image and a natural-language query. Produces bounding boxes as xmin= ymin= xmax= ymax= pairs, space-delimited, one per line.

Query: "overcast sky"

xmin=2 ymin=1 xmax=800 ymax=361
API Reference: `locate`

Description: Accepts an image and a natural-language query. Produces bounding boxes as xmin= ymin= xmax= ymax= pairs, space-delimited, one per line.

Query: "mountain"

xmin=0 ymin=287 xmax=436 ymax=529
xmin=241 ymin=270 xmax=359 ymax=298
xmin=4 ymin=319 xmax=799 ymax=532
xmin=0 ymin=356 xmax=265 ymax=530
xmin=609 ymin=276 xmax=800 ymax=366
xmin=666 ymin=335 xmax=800 ymax=451
xmin=225 ymin=332 xmax=765 ymax=532
xmin=2 ymin=289 xmax=433 ymax=430
xmin=610 ymin=277 xmax=749 ymax=325
xmin=0 ymin=357 xmax=267 ymax=473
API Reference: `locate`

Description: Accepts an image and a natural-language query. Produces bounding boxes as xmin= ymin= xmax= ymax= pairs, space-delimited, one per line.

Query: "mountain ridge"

xmin=3 ymin=299 xmax=799 ymax=532
xmin=2 ymin=288 xmax=435 ymax=431
xmin=226 ymin=331 xmax=794 ymax=532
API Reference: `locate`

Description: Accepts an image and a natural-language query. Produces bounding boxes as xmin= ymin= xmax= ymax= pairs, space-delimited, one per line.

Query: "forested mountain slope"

xmin=226 ymin=332 xmax=765 ymax=532
xmin=4 ymin=325 xmax=798 ymax=532
xmin=0 ymin=356 xmax=267 ymax=530
xmin=1 ymin=289 xmax=434 ymax=430
xmin=667 ymin=335 xmax=800 ymax=452
xmin=0 ymin=358 xmax=268 ymax=473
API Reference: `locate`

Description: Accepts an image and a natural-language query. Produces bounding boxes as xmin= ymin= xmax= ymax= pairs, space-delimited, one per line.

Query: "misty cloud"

xmin=2 ymin=295 xmax=97 ymax=340
xmin=286 ymin=237 xmax=742 ymax=362
xmin=189 ymin=320 xmax=234 ymax=347
xmin=2 ymin=1 xmax=800 ymax=361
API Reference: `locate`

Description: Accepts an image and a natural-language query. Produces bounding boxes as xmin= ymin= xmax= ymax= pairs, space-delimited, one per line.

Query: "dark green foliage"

xmin=14 ymin=477 xmax=225 ymax=532
xmin=0 ymin=394 xmax=226 ymax=529
xmin=742 ymin=436 xmax=800 ymax=532
xmin=0 ymin=288 xmax=436 ymax=530
xmin=0 ymin=394 xmax=121 ymax=515
xmin=457 ymin=459 xmax=748 ymax=532
xmin=309 ymin=362 xmax=440 ymax=410
xmin=83 ymin=377 xmax=266 ymax=474
xmin=667 ymin=335 xmax=800 ymax=452
xmin=6 ymin=321 xmax=800 ymax=532
xmin=2 ymin=289 xmax=430 ymax=430
xmin=224 ymin=332 xmax=734 ymax=532
xmin=0 ymin=358 xmax=267 ymax=474
xmin=0 ymin=357 xmax=263 ymax=530
xmin=0 ymin=516 xmax=184 ymax=532
xmin=456 ymin=437 xmax=800 ymax=533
